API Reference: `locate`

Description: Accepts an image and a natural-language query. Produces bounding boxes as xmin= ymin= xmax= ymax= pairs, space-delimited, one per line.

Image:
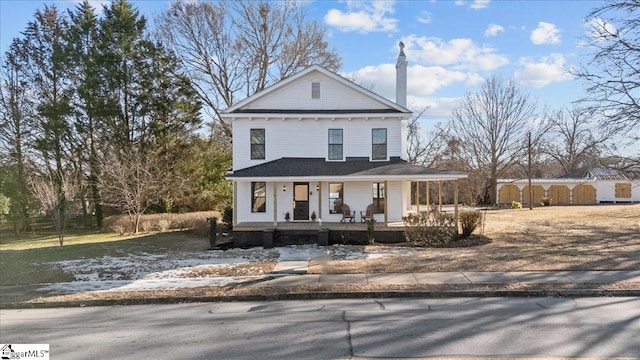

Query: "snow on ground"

xmin=37 ymin=245 xmax=418 ymax=294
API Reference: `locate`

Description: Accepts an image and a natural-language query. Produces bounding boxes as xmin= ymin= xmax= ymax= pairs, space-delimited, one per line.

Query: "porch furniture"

xmin=360 ymin=204 xmax=375 ymax=223
xmin=340 ymin=204 xmax=355 ymax=223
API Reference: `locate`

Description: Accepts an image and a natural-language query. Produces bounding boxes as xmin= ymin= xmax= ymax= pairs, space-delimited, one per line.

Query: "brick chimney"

xmin=395 ymin=41 xmax=407 ymax=107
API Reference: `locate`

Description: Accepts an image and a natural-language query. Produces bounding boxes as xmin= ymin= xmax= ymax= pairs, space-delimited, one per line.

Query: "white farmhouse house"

xmin=222 ymin=44 xmax=467 ymax=246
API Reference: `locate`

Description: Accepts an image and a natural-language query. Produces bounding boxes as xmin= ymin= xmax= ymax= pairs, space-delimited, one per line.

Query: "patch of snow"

xmin=37 ymin=244 xmax=420 ymax=294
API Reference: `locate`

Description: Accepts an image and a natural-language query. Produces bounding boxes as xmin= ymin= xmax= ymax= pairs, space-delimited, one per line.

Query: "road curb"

xmin=3 ymin=288 xmax=639 ymax=309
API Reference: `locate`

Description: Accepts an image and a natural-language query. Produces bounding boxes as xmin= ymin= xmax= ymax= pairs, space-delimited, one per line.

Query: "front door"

xmin=293 ymin=182 xmax=309 ymax=220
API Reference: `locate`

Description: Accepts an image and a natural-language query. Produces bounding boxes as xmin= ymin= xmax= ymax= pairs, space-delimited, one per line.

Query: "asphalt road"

xmin=1 ymin=297 xmax=639 ymax=359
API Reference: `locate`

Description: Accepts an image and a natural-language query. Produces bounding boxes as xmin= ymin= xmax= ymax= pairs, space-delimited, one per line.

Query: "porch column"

xmin=232 ymin=181 xmax=238 ymax=227
xmin=438 ymin=181 xmax=443 ymax=212
xmin=415 ymin=181 xmax=420 ymax=213
xmin=426 ymin=181 xmax=430 ymax=213
xmin=273 ymin=182 xmax=278 ymax=226
xmin=384 ymin=180 xmax=388 ymax=224
xmin=454 ymin=179 xmax=459 ymax=235
xmin=318 ymin=182 xmax=322 ymax=220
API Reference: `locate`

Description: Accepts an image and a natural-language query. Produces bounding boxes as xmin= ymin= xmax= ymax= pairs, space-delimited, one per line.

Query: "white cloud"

xmin=324 ymin=1 xmax=397 ymax=33
xmin=347 ymin=63 xmax=478 ymax=100
xmin=484 ymin=24 xmax=504 ymax=37
xmin=584 ymin=17 xmax=618 ymax=41
xmin=531 ymin=21 xmax=561 ymax=45
xmin=401 ymin=35 xmax=510 ymax=72
xmin=68 ymin=0 xmax=110 ymax=8
xmin=454 ymin=0 xmax=491 ymax=9
xmin=471 ymin=0 xmax=490 ymax=9
xmin=515 ymin=54 xmax=574 ymax=87
xmin=407 ymin=96 xmax=464 ymax=119
xmin=417 ymin=11 xmax=432 ymax=24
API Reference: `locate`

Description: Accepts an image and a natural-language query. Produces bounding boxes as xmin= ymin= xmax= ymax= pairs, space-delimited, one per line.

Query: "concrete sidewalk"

xmin=252 ymin=270 xmax=640 ymax=288
xmin=1 ymin=270 xmax=639 ymax=309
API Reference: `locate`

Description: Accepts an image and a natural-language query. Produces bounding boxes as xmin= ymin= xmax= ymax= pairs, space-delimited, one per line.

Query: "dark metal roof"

xmin=556 ymin=167 xmax=640 ymax=181
xmin=229 ymin=157 xmax=466 ymax=178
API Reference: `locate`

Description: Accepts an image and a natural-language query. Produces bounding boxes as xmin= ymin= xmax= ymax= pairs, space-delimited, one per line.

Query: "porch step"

xmin=271 ymin=260 xmax=309 ymax=274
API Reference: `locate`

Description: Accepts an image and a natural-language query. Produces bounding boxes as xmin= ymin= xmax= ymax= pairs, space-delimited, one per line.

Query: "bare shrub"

xmin=104 ymin=211 xmax=219 ymax=235
xmin=113 ymin=224 xmax=126 ymax=236
xmin=157 ymin=219 xmax=171 ymax=232
xmin=459 ymin=211 xmax=482 ymax=238
xmin=403 ymin=212 xmax=457 ymax=247
xmin=140 ymin=221 xmax=153 ymax=233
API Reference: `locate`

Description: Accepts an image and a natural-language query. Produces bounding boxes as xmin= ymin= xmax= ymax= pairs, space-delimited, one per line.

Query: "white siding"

xmin=386 ymin=181 xmax=405 ymax=222
xmin=595 ymin=180 xmax=640 ymax=203
xmin=238 ymin=180 xmax=412 ymax=223
xmin=235 ymin=181 xmax=273 ymax=223
xmin=233 ymin=118 xmax=404 ymax=170
xmin=245 ymin=72 xmax=390 ymax=111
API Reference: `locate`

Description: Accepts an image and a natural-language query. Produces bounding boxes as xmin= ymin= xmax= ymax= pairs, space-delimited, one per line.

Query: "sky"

xmin=0 ymin=0 xmax=604 ymax=125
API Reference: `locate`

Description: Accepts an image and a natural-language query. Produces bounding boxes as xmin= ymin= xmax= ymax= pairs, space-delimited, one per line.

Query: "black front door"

xmin=293 ymin=182 xmax=309 ymax=220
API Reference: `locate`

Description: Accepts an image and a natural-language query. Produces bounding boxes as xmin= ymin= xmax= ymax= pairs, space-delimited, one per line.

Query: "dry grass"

xmin=179 ymin=262 xmax=275 ymax=277
xmin=4 ymin=205 xmax=639 ymax=307
xmin=103 ymin=211 xmax=220 ymax=236
xmin=313 ymin=204 xmax=640 ymax=273
xmin=27 ymin=281 xmax=640 ymax=305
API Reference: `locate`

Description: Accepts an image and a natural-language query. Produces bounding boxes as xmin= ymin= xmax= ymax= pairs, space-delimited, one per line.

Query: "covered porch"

xmin=227 ymin=158 xmax=468 ymax=247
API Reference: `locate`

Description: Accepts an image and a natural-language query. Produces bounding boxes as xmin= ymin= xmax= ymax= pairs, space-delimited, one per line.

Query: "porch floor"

xmin=234 ymin=221 xmax=406 ymax=232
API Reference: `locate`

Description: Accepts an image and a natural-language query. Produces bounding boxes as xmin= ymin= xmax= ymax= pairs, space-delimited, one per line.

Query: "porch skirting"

xmin=232 ymin=226 xmax=405 ymax=248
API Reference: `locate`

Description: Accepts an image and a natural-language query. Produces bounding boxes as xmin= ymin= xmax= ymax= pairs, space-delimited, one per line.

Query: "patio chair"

xmin=340 ymin=204 xmax=355 ymax=223
xmin=360 ymin=204 xmax=375 ymax=223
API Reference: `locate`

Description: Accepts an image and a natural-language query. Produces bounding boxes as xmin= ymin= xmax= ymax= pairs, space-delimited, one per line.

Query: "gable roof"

xmin=222 ymin=65 xmax=411 ymax=115
xmin=228 ymin=157 xmax=467 ymax=181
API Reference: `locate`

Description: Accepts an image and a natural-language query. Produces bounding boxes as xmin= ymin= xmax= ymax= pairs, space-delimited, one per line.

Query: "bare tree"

xmin=156 ymin=0 xmax=341 ymax=137
xmin=99 ymin=147 xmax=163 ymax=234
xmin=546 ymin=106 xmax=613 ymax=175
xmin=406 ymin=109 xmax=448 ymax=167
xmin=574 ymin=0 xmax=640 ymax=145
xmin=30 ymin=171 xmax=77 ymax=246
xmin=448 ymin=75 xmax=548 ymax=204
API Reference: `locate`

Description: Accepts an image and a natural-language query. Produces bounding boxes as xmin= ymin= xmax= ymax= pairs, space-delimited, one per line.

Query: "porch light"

xmin=282 ymin=185 xmax=287 ymax=192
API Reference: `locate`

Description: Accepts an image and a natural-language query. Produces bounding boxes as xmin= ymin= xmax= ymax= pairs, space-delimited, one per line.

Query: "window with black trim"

xmin=372 ymin=128 xmax=387 ymax=160
xmin=251 ymin=182 xmax=266 ymax=213
xmin=328 ymin=129 xmax=343 ymax=160
xmin=250 ymin=129 xmax=265 ymax=160
xmin=372 ymin=182 xmax=385 ymax=213
xmin=329 ymin=183 xmax=344 ymax=214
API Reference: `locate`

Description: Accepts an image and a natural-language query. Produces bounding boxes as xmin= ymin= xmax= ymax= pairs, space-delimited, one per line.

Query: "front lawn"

xmin=313 ymin=204 xmax=640 ymax=273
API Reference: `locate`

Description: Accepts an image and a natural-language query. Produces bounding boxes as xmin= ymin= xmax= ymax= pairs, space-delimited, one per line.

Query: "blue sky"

xmin=1 ymin=0 xmax=601 ymax=124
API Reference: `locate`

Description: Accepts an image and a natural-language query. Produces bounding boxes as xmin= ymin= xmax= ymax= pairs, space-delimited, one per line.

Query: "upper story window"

xmin=328 ymin=129 xmax=343 ymax=160
xmin=311 ymin=82 xmax=320 ymax=99
xmin=372 ymin=128 xmax=387 ymax=160
xmin=250 ymin=128 xmax=265 ymax=160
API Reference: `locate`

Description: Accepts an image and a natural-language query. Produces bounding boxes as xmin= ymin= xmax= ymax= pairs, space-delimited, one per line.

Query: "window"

xmin=251 ymin=182 xmax=266 ymax=213
xmin=328 ymin=129 xmax=343 ymax=160
xmin=311 ymin=82 xmax=320 ymax=99
xmin=372 ymin=182 xmax=385 ymax=213
xmin=372 ymin=128 xmax=387 ymax=160
xmin=250 ymin=129 xmax=265 ymax=160
xmin=329 ymin=183 xmax=344 ymax=214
